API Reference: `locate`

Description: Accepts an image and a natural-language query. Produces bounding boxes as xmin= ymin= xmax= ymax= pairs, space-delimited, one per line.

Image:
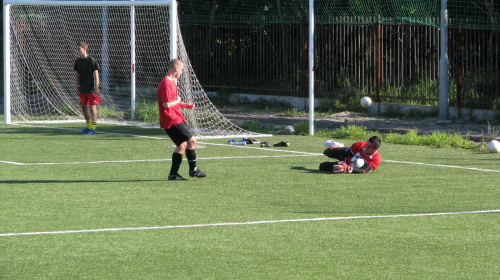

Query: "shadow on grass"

xmin=0 ymin=179 xmax=163 ymax=184
xmin=0 ymin=124 xmax=165 ymax=139
xmin=290 ymin=166 xmax=324 ymax=174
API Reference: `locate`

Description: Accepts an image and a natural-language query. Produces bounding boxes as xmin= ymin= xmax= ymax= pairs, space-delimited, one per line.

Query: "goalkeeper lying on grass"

xmin=319 ymin=136 xmax=381 ymax=174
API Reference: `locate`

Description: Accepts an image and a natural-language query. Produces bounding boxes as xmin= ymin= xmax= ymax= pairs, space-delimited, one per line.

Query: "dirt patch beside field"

xmin=219 ymin=107 xmax=500 ymax=143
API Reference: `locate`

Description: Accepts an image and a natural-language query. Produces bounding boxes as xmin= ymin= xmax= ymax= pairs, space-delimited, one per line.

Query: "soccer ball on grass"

xmin=487 ymin=140 xmax=500 ymax=153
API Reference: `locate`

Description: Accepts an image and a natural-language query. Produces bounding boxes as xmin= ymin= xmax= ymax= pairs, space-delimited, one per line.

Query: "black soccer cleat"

xmin=189 ymin=168 xmax=207 ymax=178
xmin=273 ymin=141 xmax=290 ymax=147
xmin=260 ymin=141 xmax=272 ymax=147
xmin=168 ymin=174 xmax=188 ymax=181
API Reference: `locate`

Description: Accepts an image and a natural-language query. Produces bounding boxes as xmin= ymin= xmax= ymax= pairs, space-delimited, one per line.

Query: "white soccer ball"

xmin=285 ymin=125 xmax=295 ymax=134
xmin=324 ymin=140 xmax=344 ymax=147
xmin=360 ymin=96 xmax=372 ymax=108
xmin=487 ymin=140 xmax=500 ymax=153
xmin=350 ymin=156 xmax=365 ymax=168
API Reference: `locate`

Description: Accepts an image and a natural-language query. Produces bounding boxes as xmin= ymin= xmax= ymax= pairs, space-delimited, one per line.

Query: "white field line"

xmin=0 ymin=161 xmax=26 ymax=165
xmin=1 ymin=209 xmax=499 ymax=237
xmin=2 ymin=157 xmax=500 ymax=173
xmin=198 ymin=141 xmax=322 ymax=156
xmin=385 ymin=160 xmax=500 ymax=173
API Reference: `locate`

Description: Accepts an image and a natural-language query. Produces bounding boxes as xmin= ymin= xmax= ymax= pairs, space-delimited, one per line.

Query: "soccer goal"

xmin=3 ymin=0 xmax=267 ymax=138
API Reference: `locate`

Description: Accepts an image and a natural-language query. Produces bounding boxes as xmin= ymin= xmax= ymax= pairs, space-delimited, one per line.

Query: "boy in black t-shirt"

xmin=74 ymin=41 xmax=101 ymax=134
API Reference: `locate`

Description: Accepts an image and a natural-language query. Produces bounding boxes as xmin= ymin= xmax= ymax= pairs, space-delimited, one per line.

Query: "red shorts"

xmin=79 ymin=93 xmax=101 ymax=105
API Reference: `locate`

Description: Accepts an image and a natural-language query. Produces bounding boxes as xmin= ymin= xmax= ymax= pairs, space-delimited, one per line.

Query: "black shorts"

xmin=165 ymin=122 xmax=193 ymax=146
xmin=323 ymin=147 xmax=348 ymax=161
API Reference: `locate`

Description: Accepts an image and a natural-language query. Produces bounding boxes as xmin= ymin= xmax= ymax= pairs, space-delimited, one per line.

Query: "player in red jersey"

xmin=319 ymin=136 xmax=381 ymax=174
xmin=157 ymin=59 xmax=206 ymax=181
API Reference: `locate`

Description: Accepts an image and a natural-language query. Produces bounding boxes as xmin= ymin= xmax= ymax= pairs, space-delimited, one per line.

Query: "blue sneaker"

xmin=241 ymin=138 xmax=260 ymax=144
xmin=80 ymin=127 xmax=90 ymax=133
xmin=87 ymin=129 xmax=96 ymax=135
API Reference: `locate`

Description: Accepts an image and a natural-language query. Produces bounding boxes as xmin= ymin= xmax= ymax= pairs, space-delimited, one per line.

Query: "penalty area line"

xmin=198 ymin=141 xmax=322 ymax=156
xmin=1 ymin=209 xmax=499 ymax=237
xmin=385 ymin=160 xmax=500 ymax=173
xmin=3 ymin=157 xmax=499 ymax=173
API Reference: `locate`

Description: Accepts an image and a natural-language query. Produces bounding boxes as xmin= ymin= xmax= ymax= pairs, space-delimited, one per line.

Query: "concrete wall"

xmin=367 ymin=102 xmax=500 ymax=122
xmin=222 ymin=92 xmax=321 ymax=111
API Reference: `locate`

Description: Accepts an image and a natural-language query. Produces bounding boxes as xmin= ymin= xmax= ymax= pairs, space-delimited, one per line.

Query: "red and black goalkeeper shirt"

xmin=346 ymin=141 xmax=382 ymax=171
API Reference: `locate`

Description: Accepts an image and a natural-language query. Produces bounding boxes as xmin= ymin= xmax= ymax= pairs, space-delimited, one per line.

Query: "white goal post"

xmin=3 ymin=0 xmax=266 ymax=138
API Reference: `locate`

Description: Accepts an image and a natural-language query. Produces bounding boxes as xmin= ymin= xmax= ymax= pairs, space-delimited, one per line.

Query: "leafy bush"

xmin=99 ymin=105 xmax=125 ymax=119
xmin=132 ymin=101 xmax=159 ymax=123
xmin=292 ymin=122 xmax=309 ymax=135
xmin=280 ymin=108 xmax=307 ymax=117
xmin=241 ymin=120 xmax=274 ymax=134
xmin=316 ymin=124 xmax=479 ymax=150
xmin=316 ymin=125 xmax=369 ymax=141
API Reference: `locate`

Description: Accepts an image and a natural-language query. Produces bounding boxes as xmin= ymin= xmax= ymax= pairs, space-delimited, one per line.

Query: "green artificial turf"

xmin=1 ymin=123 xmax=499 ymax=279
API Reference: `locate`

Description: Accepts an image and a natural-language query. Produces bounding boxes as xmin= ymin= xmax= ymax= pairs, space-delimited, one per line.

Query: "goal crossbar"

xmin=3 ymin=0 xmax=172 ymax=6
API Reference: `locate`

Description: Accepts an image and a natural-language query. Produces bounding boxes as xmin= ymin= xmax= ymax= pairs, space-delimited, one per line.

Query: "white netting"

xmin=7 ymin=3 xmax=265 ymax=138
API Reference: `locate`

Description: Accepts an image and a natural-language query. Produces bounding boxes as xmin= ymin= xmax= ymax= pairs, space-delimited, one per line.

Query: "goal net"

xmin=4 ymin=0 xmax=266 ymax=138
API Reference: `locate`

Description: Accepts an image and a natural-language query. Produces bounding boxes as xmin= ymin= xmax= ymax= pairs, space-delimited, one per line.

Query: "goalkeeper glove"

xmin=332 ymin=161 xmax=353 ymax=174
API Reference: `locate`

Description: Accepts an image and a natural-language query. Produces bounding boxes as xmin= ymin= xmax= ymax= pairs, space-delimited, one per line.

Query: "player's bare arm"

xmin=76 ymin=73 xmax=80 ymax=94
xmin=93 ymin=70 xmax=100 ymax=96
xmin=179 ymin=102 xmax=195 ymax=109
xmin=164 ymin=96 xmax=182 ymax=109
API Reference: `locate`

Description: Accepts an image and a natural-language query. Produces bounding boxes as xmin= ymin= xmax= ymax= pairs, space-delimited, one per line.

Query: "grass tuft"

xmin=316 ymin=125 xmax=480 ymax=150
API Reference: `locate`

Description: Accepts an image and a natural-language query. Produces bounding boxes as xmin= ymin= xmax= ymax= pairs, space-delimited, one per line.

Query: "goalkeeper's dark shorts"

xmin=323 ymin=147 xmax=347 ymax=161
xmin=165 ymin=122 xmax=194 ymax=146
